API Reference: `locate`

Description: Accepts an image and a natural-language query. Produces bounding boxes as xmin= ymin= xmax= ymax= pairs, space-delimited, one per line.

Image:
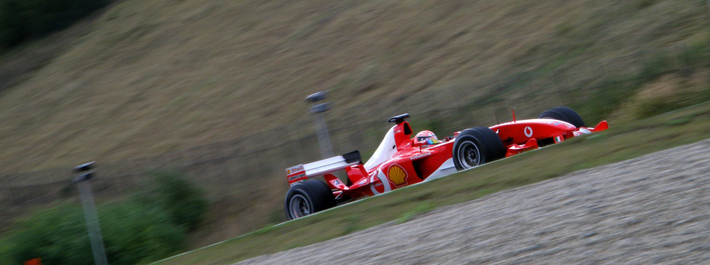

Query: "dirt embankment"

xmin=238 ymin=139 xmax=710 ymax=264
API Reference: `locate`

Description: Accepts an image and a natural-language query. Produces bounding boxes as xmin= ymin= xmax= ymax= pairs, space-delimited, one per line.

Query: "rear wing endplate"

xmin=286 ymin=151 xmax=361 ymax=185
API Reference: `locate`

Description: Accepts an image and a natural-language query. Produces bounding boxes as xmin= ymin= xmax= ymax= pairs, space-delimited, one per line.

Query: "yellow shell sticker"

xmin=388 ymin=164 xmax=408 ymax=186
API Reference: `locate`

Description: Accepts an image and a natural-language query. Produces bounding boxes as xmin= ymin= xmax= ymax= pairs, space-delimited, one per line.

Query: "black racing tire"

xmin=453 ymin=127 xmax=506 ymax=170
xmin=538 ymin=106 xmax=586 ymax=128
xmin=284 ymin=179 xmax=335 ymax=220
xmin=472 ymin=127 xmax=507 ymax=161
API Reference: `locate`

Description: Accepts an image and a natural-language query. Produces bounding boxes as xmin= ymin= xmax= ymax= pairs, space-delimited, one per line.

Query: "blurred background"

xmin=1 ymin=0 xmax=709 ymax=264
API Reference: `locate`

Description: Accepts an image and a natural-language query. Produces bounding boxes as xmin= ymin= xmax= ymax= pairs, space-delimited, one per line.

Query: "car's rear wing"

xmin=286 ymin=151 xmax=361 ymax=186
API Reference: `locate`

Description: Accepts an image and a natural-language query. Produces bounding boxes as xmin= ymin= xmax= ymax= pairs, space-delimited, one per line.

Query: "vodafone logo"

xmin=524 ymin=126 xmax=533 ymax=137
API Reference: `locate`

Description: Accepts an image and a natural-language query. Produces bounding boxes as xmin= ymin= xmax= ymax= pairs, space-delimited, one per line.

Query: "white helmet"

xmin=415 ymin=130 xmax=439 ymax=145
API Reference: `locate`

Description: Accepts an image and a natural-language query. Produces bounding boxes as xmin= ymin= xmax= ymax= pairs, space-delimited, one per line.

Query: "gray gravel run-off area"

xmin=237 ymin=139 xmax=710 ymax=265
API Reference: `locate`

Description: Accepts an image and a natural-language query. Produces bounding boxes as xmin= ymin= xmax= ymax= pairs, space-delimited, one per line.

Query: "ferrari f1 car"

xmin=284 ymin=106 xmax=608 ymax=219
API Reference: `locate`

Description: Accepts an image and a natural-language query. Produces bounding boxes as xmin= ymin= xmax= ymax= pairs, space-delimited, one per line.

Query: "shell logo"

xmin=388 ymin=164 xmax=408 ymax=186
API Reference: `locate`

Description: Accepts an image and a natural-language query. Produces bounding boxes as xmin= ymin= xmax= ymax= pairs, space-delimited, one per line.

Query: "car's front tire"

xmin=285 ymin=179 xmax=335 ymax=220
xmin=453 ymin=127 xmax=505 ymax=170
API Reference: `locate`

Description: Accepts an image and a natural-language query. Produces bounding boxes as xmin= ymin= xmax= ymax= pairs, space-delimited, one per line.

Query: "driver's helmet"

xmin=415 ymin=130 xmax=439 ymax=145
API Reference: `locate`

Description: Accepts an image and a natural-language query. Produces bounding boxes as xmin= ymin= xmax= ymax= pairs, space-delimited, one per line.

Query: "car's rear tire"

xmin=538 ymin=106 xmax=585 ymax=128
xmin=285 ymin=179 xmax=335 ymax=220
xmin=453 ymin=127 xmax=506 ymax=170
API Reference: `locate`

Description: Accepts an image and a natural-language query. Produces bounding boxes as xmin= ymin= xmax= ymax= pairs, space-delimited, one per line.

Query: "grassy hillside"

xmin=0 ymin=0 xmax=708 ymax=173
xmin=1 ymin=0 xmax=709 ymax=253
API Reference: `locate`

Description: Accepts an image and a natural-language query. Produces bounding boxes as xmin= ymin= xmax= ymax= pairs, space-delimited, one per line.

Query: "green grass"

xmin=154 ymin=102 xmax=710 ymax=265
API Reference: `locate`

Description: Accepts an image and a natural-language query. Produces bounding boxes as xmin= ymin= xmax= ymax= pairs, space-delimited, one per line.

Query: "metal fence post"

xmin=73 ymin=162 xmax=108 ymax=265
xmin=306 ymin=91 xmax=334 ymax=158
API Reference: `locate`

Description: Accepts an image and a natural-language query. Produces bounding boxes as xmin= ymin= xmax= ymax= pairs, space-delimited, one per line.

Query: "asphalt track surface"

xmin=236 ymin=139 xmax=710 ymax=265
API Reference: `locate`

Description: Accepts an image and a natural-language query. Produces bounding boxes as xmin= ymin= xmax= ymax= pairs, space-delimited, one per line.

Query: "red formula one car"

xmin=284 ymin=107 xmax=608 ymax=219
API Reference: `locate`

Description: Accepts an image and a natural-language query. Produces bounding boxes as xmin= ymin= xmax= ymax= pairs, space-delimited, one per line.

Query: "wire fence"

xmin=1 ymin=42 xmax=708 ymax=209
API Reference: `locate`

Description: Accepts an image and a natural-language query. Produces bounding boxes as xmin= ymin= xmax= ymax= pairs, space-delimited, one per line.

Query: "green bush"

xmin=0 ymin=0 xmax=111 ymax=47
xmin=101 ymin=202 xmax=186 ymax=264
xmin=0 ymin=170 xmax=208 ymax=265
xmin=0 ymin=204 xmax=90 ymax=265
xmin=134 ymin=170 xmax=209 ymax=231
xmin=0 ymin=202 xmax=185 ymax=265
